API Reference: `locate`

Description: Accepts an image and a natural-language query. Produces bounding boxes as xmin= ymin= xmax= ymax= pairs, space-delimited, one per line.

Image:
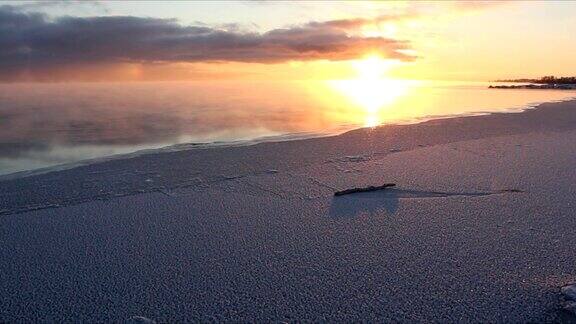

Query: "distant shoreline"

xmin=489 ymin=83 xmax=576 ymax=90
xmin=491 ymin=76 xmax=576 ymax=89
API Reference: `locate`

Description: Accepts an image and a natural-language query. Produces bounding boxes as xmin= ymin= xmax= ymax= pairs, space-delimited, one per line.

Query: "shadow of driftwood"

xmin=329 ymin=189 xmax=401 ymax=218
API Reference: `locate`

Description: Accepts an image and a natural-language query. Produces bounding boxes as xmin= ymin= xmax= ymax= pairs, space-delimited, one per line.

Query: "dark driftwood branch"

xmin=334 ymin=183 xmax=396 ymax=196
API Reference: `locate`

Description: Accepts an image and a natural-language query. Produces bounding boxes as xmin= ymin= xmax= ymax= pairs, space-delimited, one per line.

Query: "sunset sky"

xmin=2 ymin=0 xmax=576 ymax=82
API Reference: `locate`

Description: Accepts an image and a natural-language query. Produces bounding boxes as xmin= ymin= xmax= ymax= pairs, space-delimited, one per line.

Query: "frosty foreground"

xmin=1 ymin=101 xmax=576 ymax=322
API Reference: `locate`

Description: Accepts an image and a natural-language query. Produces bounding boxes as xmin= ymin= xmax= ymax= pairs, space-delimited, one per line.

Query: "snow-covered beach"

xmin=2 ymin=100 xmax=576 ymax=322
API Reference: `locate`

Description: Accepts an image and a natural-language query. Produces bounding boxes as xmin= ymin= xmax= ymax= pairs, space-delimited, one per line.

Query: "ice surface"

xmin=1 ymin=100 xmax=576 ymax=321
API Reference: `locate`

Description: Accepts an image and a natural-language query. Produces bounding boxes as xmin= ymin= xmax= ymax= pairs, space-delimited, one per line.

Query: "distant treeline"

xmin=497 ymin=76 xmax=576 ymax=84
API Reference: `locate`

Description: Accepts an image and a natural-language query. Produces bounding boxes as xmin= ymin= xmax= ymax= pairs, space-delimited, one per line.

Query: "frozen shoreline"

xmin=2 ymin=94 xmax=574 ymax=182
xmin=1 ymin=99 xmax=576 ymax=321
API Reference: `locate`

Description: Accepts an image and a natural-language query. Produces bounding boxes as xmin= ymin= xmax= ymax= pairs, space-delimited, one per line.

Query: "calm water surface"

xmin=0 ymin=80 xmax=574 ymax=176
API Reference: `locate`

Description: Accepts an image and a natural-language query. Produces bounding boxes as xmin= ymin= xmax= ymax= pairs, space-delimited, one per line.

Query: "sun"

xmin=327 ymin=54 xmax=414 ymax=127
xmin=352 ymin=54 xmax=399 ymax=81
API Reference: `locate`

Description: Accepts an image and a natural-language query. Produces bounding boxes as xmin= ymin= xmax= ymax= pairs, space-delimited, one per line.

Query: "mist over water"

xmin=0 ymin=80 xmax=574 ymax=176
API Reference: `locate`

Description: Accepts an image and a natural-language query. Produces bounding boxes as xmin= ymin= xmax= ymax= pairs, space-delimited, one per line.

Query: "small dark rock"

xmin=128 ymin=316 xmax=156 ymax=324
xmin=562 ymin=284 xmax=576 ymax=301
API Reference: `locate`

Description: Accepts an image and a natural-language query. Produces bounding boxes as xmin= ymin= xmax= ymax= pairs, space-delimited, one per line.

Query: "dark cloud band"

xmin=0 ymin=5 xmax=413 ymax=80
